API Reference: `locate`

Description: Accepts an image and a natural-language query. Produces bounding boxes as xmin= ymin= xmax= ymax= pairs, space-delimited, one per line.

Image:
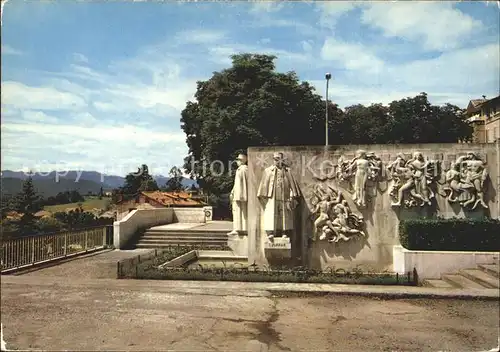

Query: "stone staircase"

xmin=135 ymin=228 xmax=229 ymax=248
xmin=423 ymin=262 xmax=499 ymax=289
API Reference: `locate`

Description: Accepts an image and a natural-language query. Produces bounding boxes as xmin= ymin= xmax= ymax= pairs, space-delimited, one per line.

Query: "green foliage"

xmin=44 ymin=190 xmax=85 ymax=206
xmin=386 ymin=93 xmax=472 ymax=143
xmin=35 ymin=217 xmax=65 ymax=233
xmin=126 ymin=246 xmax=415 ymax=285
xmin=180 ymin=55 xmax=472 ymax=200
xmin=0 ymin=218 xmax=20 ymax=239
xmin=121 ymin=164 xmax=159 ymax=195
xmin=13 ymin=177 xmax=43 ymax=234
xmin=53 ymin=209 xmax=112 ymax=231
xmin=399 ymin=218 xmax=500 ymax=251
xmin=164 ymin=166 xmax=184 ymax=192
xmin=181 ymin=53 xmax=341 ymax=196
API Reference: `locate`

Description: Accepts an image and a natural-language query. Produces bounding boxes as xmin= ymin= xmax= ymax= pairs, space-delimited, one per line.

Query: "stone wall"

xmin=247 ymin=143 xmax=499 ymax=271
xmin=114 ymin=208 xmax=175 ymax=249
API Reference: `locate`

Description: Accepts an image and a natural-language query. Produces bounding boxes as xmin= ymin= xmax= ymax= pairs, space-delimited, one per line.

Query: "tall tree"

xmin=385 ymin=92 xmax=472 ymax=143
xmin=121 ymin=164 xmax=159 ymax=195
xmin=165 ymin=166 xmax=184 ymax=192
xmin=342 ymin=93 xmax=472 ymax=144
xmin=14 ymin=176 xmax=43 ymax=235
xmin=181 ymin=53 xmax=342 ymax=196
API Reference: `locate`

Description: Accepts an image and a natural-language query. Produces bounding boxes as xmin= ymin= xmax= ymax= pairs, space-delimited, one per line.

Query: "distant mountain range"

xmin=0 ymin=170 xmax=197 ymax=197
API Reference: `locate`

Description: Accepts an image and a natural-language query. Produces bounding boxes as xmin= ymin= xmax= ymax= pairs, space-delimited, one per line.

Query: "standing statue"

xmin=228 ymin=154 xmax=248 ymax=235
xmin=389 ymin=152 xmax=440 ymax=207
xmin=444 ymin=152 xmax=489 ymax=209
xmin=257 ymin=152 xmax=301 ymax=240
xmin=337 ymin=150 xmax=382 ymax=208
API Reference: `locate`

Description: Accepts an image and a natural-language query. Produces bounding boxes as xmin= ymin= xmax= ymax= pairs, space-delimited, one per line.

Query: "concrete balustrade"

xmin=113 ymin=207 xmax=213 ymax=249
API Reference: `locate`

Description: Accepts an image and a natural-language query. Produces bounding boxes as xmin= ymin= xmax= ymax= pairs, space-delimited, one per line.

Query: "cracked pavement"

xmin=1 ymin=251 xmax=499 ymax=351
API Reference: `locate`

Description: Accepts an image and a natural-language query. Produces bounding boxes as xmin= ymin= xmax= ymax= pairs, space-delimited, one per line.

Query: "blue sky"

xmin=1 ymin=0 xmax=499 ymax=176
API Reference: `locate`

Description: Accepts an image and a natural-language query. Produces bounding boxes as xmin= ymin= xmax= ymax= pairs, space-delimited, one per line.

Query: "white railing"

xmin=1 ymin=226 xmax=111 ymax=272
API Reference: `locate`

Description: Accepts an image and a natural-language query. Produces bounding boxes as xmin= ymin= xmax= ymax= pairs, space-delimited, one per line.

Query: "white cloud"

xmin=1 ymin=43 xmax=22 ymax=55
xmin=1 ymin=121 xmax=187 ymax=175
xmin=250 ymin=1 xmax=285 ymax=14
xmin=1 ymin=81 xmax=87 ymax=110
xmin=174 ymin=29 xmax=226 ymax=45
xmin=320 ymin=37 xmax=385 ymax=74
xmin=316 ymin=1 xmax=358 ymax=28
xmin=72 ymin=52 xmax=89 ymax=64
xmin=22 ymin=110 xmax=60 ymax=124
xmin=360 ymin=2 xmax=483 ymax=51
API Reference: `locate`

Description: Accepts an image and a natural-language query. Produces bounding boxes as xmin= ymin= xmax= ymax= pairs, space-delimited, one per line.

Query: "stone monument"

xmin=246 ymin=144 xmax=498 ymax=271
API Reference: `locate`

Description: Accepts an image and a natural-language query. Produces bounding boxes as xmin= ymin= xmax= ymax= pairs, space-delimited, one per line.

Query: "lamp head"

xmin=325 ymin=73 xmax=332 ymax=80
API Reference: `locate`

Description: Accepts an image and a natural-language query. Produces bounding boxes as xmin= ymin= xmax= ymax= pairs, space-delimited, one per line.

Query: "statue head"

xmin=413 ymin=151 xmax=424 ymax=161
xmin=396 ymin=153 xmax=405 ymax=160
xmin=273 ymin=152 xmax=285 ymax=168
xmin=236 ymin=154 xmax=247 ymax=166
xmin=466 ymin=151 xmax=479 ymax=160
xmin=356 ymin=149 xmax=367 ymax=159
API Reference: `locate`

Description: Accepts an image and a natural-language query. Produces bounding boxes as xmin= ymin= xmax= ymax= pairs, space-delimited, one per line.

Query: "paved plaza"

xmin=1 ymin=250 xmax=499 ymax=351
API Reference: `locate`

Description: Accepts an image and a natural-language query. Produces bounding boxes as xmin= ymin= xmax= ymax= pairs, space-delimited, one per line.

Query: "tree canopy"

xmin=181 ymin=53 xmax=340 ymax=195
xmin=180 ymin=53 xmax=472 ymax=197
xmin=164 ymin=166 xmax=184 ymax=192
xmin=120 ymin=164 xmax=159 ymax=195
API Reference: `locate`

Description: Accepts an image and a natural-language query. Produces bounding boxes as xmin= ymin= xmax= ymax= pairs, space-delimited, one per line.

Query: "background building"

xmin=466 ymin=95 xmax=500 ymax=143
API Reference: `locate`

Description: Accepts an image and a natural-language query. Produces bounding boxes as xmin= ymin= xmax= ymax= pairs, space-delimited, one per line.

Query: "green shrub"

xmin=399 ymin=218 xmax=500 ymax=251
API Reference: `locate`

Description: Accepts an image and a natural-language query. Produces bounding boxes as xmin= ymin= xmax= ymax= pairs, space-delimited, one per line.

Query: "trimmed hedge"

xmin=399 ymin=218 xmax=500 ymax=251
xmin=136 ymin=265 xmax=415 ymax=286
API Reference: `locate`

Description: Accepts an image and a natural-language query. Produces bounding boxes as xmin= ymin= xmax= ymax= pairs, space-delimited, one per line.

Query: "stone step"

xmin=139 ymin=238 xmax=228 ymax=244
xmin=138 ymin=238 xmax=227 ymax=243
xmin=136 ymin=242 xmax=227 ymax=248
xmin=422 ymin=279 xmax=455 ymax=289
xmin=141 ymin=235 xmax=227 ymax=241
xmin=143 ymin=232 xmax=228 ymax=239
xmin=478 ymin=264 xmax=500 ymax=278
xmin=459 ymin=269 xmax=499 ymax=289
xmin=145 ymin=230 xmax=229 ymax=236
xmin=442 ymin=274 xmax=487 ymax=289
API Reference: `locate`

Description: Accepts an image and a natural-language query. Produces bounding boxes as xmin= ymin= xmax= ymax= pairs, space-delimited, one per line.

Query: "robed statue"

xmin=257 ymin=152 xmax=301 ymax=240
xmin=228 ymin=154 xmax=248 ymax=235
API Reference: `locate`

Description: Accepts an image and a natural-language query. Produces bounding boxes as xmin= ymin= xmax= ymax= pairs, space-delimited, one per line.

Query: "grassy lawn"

xmin=44 ymin=197 xmax=111 ymax=213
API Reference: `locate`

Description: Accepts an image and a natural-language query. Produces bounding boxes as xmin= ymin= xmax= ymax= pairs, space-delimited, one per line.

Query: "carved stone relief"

xmin=388 ymin=152 xmax=441 ymax=208
xmin=443 ymin=151 xmax=489 ymax=210
xmin=336 ymin=150 xmax=384 ymax=208
xmin=309 ymin=184 xmax=366 ymax=243
xmin=257 ymin=152 xmax=301 ymax=241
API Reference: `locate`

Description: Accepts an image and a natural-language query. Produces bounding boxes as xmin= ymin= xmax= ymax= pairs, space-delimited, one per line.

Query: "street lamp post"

xmin=325 ymin=73 xmax=331 ymax=146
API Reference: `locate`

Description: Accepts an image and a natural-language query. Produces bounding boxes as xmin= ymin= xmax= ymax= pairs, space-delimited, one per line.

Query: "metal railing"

xmin=1 ymin=225 xmax=113 ymax=272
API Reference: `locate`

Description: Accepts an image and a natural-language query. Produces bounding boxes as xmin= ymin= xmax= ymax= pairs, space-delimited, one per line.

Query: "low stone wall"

xmin=173 ymin=207 xmax=211 ymax=223
xmin=114 ymin=208 xmax=175 ymax=249
xmin=113 ymin=207 xmax=214 ymax=249
xmin=117 ymin=249 xmax=160 ymax=279
xmin=393 ymin=245 xmax=499 ymax=279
